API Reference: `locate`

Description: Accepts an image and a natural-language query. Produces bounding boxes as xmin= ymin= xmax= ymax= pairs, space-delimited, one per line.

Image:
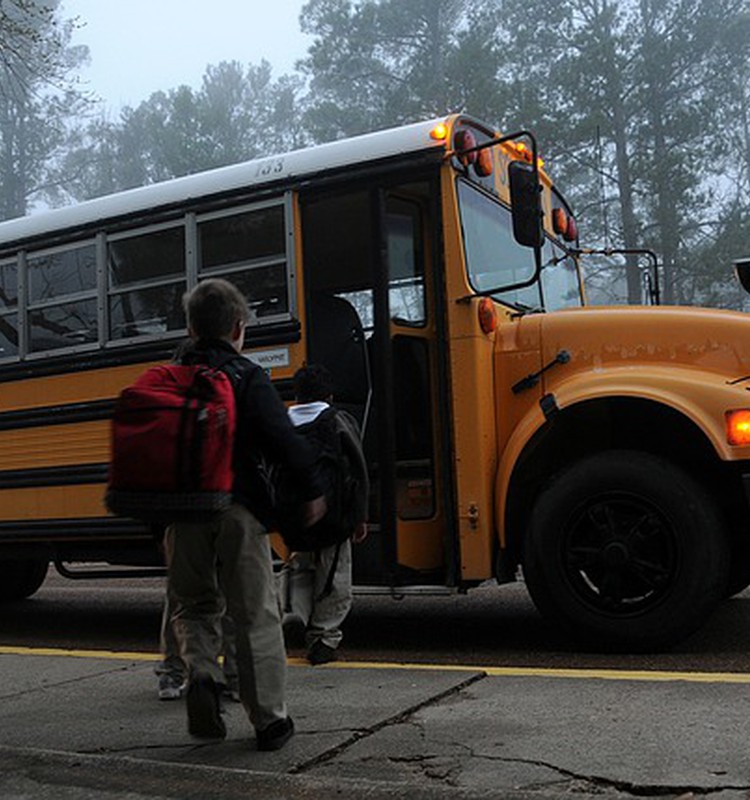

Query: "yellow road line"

xmin=2 ymin=645 xmax=750 ymax=684
xmin=331 ymin=662 xmax=750 ymax=684
xmin=0 ymin=645 xmax=161 ymax=661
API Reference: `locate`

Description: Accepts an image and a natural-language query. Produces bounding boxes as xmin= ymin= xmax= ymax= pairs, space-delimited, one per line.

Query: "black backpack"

xmin=273 ymin=407 xmax=359 ymax=552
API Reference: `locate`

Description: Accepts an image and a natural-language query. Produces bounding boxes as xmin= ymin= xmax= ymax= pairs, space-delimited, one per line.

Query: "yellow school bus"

xmin=1 ymin=113 xmax=749 ymax=651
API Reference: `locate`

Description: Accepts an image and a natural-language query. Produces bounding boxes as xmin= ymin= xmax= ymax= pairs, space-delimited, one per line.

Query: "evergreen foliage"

xmin=2 ymin=0 xmax=750 ymax=308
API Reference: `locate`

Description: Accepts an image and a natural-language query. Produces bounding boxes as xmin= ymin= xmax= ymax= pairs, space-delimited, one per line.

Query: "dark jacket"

xmin=181 ymin=338 xmax=323 ymax=527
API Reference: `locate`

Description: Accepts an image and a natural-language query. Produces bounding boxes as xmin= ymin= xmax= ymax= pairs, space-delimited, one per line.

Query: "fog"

xmin=61 ymin=0 xmax=310 ymax=110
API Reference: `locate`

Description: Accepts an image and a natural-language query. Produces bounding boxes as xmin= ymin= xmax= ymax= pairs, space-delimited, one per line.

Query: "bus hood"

xmin=536 ymin=304 xmax=750 ymax=381
xmin=518 ymin=304 xmax=750 ymax=460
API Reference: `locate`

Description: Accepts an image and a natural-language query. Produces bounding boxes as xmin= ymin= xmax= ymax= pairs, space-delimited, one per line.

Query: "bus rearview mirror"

xmin=509 ymin=160 xmax=543 ymax=249
xmin=734 ymin=257 xmax=750 ymax=294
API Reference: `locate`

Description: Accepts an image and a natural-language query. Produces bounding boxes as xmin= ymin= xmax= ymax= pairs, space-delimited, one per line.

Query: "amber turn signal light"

xmin=478 ymin=297 xmax=497 ymax=334
xmin=726 ymin=409 xmax=750 ymax=446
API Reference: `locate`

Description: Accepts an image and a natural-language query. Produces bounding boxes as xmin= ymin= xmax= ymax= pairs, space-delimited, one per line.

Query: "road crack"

xmin=387 ymin=753 xmax=462 ymax=787
xmin=0 ymin=663 xmax=143 ymax=700
xmin=472 ymin=753 xmax=750 ymax=797
xmin=287 ymin=670 xmax=487 ymax=775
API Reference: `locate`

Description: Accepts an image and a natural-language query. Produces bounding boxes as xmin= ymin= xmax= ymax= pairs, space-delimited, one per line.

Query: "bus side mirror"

xmin=509 ymin=160 xmax=543 ymax=249
xmin=734 ymin=257 xmax=750 ymax=294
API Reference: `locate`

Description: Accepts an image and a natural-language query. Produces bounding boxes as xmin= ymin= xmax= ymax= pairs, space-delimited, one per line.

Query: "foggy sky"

xmin=61 ymin=0 xmax=310 ymax=111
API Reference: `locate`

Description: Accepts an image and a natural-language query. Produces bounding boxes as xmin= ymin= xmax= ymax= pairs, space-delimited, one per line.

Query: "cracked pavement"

xmin=0 ymin=651 xmax=749 ymax=799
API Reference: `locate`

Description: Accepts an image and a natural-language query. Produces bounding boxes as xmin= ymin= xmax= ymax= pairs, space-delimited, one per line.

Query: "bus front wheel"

xmin=523 ymin=450 xmax=729 ymax=652
xmin=0 ymin=559 xmax=49 ymax=602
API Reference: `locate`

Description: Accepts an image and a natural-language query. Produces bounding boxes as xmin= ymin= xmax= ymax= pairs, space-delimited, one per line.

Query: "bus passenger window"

xmin=213 ymin=264 xmax=288 ymax=321
xmin=108 ymin=227 xmax=184 ymax=286
xmin=0 ymin=314 xmax=18 ymax=358
xmin=28 ymin=244 xmax=96 ymax=301
xmin=29 ymin=301 xmax=98 ymax=352
xmin=0 ymin=258 xmax=18 ymax=308
xmin=0 ymin=259 xmax=18 ymax=359
xmin=387 ymin=201 xmax=425 ymax=325
xmin=199 ymin=206 xmax=284 ymax=266
xmin=27 ymin=244 xmax=98 ymax=353
xmin=107 ymin=226 xmax=186 ymax=340
xmin=109 ymin=284 xmax=186 ymax=340
xmin=197 ymin=203 xmax=290 ymax=323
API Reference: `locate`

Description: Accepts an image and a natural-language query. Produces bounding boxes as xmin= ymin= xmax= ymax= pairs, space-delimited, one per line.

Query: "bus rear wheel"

xmin=0 ymin=559 xmax=49 ymax=602
xmin=523 ymin=450 xmax=729 ymax=652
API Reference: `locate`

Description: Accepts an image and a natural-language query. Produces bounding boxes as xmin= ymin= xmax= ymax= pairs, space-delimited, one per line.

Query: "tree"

xmin=60 ymin=60 xmax=307 ymax=201
xmin=0 ymin=0 xmax=65 ymax=88
xmin=298 ymin=0 xmax=502 ymax=140
xmin=497 ymin=0 xmax=750 ymax=305
xmin=683 ymin=8 xmax=750 ymax=306
xmin=0 ymin=0 xmax=90 ymax=219
xmin=631 ymin=0 xmax=750 ymax=303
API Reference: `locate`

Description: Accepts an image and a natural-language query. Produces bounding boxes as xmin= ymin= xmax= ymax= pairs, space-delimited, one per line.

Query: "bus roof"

xmin=0 ymin=116 xmax=453 ymax=249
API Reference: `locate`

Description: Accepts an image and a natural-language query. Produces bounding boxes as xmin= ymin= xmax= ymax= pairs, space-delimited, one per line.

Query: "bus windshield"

xmin=457 ymin=179 xmax=583 ymax=311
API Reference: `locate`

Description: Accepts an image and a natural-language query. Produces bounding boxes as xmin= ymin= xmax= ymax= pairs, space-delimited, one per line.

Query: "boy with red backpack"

xmin=151 ymin=278 xmax=325 ymax=749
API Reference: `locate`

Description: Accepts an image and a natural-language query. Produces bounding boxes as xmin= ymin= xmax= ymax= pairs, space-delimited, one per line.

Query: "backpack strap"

xmin=214 ymin=352 xmax=251 ymax=388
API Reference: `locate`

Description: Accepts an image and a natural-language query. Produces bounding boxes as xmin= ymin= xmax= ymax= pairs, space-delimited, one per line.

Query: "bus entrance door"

xmin=301 ymin=182 xmax=448 ymax=589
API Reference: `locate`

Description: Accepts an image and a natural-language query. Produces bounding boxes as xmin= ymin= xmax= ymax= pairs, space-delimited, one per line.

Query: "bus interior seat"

xmin=308 ymin=294 xmax=372 ymax=429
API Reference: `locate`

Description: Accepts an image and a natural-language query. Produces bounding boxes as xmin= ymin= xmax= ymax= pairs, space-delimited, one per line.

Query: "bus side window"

xmin=197 ymin=203 xmax=290 ymax=323
xmin=0 ymin=258 xmax=18 ymax=359
xmin=387 ymin=199 xmax=425 ymax=326
xmin=108 ymin=225 xmax=186 ymax=340
xmin=27 ymin=243 xmax=98 ymax=352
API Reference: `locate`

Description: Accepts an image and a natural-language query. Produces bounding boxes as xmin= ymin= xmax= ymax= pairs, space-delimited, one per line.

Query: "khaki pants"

xmin=156 ymin=590 xmax=237 ymax=688
xmin=280 ymin=539 xmax=353 ymax=650
xmin=165 ymin=504 xmax=287 ymax=731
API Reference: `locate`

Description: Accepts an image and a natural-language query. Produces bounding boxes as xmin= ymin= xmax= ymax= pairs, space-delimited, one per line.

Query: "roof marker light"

xmin=565 ymin=215 xmax=578 ymax=242
xmin=475 ymin=148 xmax=494 ymax=177
xmin=430 ymin=123 xmax=449 ymax=141
xmin=553 ymin=208 xmax=568 ymax=235
xmin=454 ymin=129 xmax=477 ymax=165
xmin=510 ymin=140 xmax=544 ymax=168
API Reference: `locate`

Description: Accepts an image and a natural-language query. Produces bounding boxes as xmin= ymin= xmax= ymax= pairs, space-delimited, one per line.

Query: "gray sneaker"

xmin=158 ymin=673 xmax=187 ymax=701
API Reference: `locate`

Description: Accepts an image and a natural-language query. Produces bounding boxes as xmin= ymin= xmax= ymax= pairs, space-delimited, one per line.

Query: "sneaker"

xmin=307 ymin=640 xmax=337 ymax=665
xmin=282 ymin=615 xmax=306 ymax=649
xmin=186 ymin=677 xmax=226 ymax=740
xmin=157 ymin=674 xmax=187 ymax=701
xmin=257 ymin=716 xmax=294 ymax=751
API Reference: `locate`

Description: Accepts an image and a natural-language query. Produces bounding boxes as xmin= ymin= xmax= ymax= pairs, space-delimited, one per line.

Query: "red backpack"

xmin=106 ymin=363 xmax=238 ymax=523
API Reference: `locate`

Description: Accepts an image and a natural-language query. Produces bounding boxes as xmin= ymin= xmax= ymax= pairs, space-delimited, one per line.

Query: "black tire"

xmin=0 ymin=559 xmax=49 ymax=602
xmin=725 ymin=535 xmax=750 ymax=598
xmin=523 ymin=451 xmax=729 ymax=652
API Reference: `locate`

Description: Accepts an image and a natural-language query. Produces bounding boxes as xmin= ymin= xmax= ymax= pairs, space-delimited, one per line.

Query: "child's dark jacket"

xmin=182 ymin=338 xmax=324 ymax=527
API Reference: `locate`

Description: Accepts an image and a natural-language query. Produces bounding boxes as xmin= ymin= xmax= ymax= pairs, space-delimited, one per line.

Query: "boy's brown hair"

xmin=183 ymin=278 xmax=249 ymax=340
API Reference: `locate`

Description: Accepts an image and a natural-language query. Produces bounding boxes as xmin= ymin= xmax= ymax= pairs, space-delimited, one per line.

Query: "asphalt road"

xmin=3 ymin=569 xmax=750 ymax=674
xmin=4 ymin=570 xmax=750 ymax=799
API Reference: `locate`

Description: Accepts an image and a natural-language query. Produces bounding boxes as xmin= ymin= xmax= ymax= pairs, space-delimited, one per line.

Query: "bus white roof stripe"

xmin=0 ymin=117 xmax=449 ymax=246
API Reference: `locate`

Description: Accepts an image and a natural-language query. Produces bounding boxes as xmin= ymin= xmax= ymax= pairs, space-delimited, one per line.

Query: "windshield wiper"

xmin=508 ymin=300 xmax=543 ymax=316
